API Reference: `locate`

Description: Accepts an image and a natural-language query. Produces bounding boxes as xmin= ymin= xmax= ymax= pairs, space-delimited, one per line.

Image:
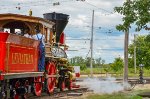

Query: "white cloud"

xmin=69 ymin=14 xmax=89 ymax=27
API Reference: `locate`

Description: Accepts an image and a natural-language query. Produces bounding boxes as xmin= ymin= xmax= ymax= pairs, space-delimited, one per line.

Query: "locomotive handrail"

xmin=45 ymin=55 xmax=54 ymax=58
xmin=45 ymin=43 xmax=52 ymax=45
xmin=45 ymin=45 xmax=52 ymax=48
xmin=57 ymin=64 xmax=67 ymax=66
xmin=45 ymin=56 xmax=68 ymax=60
xmin=53 ymin=57 xmax=68 ymax=61
xmin=53 ymin=42 xmax=69 ymax=47
xmin=46 ymin=52 xmax=52 ymax=54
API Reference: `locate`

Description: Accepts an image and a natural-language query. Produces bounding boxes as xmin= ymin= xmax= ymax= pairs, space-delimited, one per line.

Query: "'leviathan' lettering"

xmin=12 ymin=53 xmax=34 ymax=64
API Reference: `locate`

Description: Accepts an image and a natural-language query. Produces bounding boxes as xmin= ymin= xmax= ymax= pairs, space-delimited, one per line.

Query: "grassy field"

xmin=85 ymin=93 xmax=142 ymax=99
xmin=79 ymin=68 xmax=150 ymax=99
xmin=79 ymin=89 xmax=150 ymax=99
xmin=78 ymin=67 xmax=150 ymax=99
xmin=80 ymin=68 xmax=150 ymax=77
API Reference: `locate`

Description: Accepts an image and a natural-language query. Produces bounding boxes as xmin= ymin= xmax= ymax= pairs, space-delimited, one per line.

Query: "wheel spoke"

xmin=34 ymin=77 xmax=42 ymax=96
xmin=68 ymin=80 xmax=72 ymax=90
xmin=14 ymin=94 xmax=19 ymax=99
xmin=14 ymin=81 xmax=20 ymax=99
xmin=60 ymin=81 xmax=65 ymax=91
xmin=46 ymin=62 xmax=56 ymax=94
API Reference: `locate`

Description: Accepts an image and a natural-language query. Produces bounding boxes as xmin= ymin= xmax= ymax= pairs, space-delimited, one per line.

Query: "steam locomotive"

xmin=0 ymin=12 xmax=77 ymax=99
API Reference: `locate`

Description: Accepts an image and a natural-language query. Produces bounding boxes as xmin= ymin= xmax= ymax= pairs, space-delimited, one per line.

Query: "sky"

xmin=0 ymin=0 xmax=149 ymax=63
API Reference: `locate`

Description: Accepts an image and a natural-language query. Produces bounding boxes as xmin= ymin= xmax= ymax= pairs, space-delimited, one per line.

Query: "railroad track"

xmin=76 ymin=77 xmax=150 ymax=91
xmin=26 ymin=78 xmax=150 ymax=99
xmin=27 ymin=87 xmax=88 ymax=99
xmin=77 ymin=77 xmax=150 ymax=83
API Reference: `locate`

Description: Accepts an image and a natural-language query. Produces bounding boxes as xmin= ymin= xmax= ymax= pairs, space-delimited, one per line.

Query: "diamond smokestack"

xmin=43 ymin=12 xmax=69 ymax=43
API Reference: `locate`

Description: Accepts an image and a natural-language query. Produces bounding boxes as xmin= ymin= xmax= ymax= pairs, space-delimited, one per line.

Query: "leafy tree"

xmin=95 ymin=57 xmax=103 ymax=68
xmin=69 ymin=56 xmax=106 ymax=70
xmin=95 ymin=57 xmax=101 ymax=65
xmin=85 ymin=57 xmax=91 ymax=68
xmin=115 ymin=0 xmax=150 ymax=31
xmin=103 ymin=64 xmax=110 ymax=73
xmin=128 ymin=35 xmax=150 ymax=69
xmin=102 ymin=60 xmax=105 ymax=65
xmin=128 ymin=57 xmax=134 ymax=68
xmin=111 ymin=57 xmax=124 ymax=72
xmin=69 ymin=56 xmax=86 ymax=70
xmin=114 ymin=0 xmax=150 ymax=81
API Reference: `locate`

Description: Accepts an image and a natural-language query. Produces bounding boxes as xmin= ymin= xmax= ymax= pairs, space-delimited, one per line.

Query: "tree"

xmin=85 ymin=57 xmax=91 ymax=68
xmin=115 ymin=0 xmax=150 ymax=31
xmin=128 ymin=35 xmax=150 ymax=69
xmin=111 ymin=57 xmax=124 ymax=73
xmin=114 ymin=0 xmax=150 ymax=84
xmin=95 ymin=57 xmax=102 ymax=67
xmin=69 ymin=56 xmax=86 ymax=70
xmin=102 ymin=60 xmax=105 ymax=65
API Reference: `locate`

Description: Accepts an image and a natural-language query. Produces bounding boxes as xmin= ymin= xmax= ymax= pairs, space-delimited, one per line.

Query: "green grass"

xmin=79 ymin=67 xmax=150 ymax=99
xmin=79 ymin=87 xmax=150 ymax=99
xmin=80 ymin=90 xmax=146 ymax=99
xmin=80 ymin=68 xmax=106 ymax=74
xmin=80 ymin=67 xmax=150 ymax=77
xmin=86 ymin=94 xmax=142 ymax=99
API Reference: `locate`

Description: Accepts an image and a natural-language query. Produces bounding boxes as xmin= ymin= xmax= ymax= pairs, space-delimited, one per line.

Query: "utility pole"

xmin=90 ymin=10 xmax=94 ymax=77
xmin=134 ymin=34 xmax=137 ymax=74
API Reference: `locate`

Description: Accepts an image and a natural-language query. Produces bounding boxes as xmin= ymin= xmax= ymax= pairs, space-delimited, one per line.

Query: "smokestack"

xmin=43 ymin=12 xmax=69 ymax=43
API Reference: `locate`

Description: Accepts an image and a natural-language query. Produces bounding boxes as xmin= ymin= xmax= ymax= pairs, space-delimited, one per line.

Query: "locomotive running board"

xmin=1 ymin=72 xmax=44 ymax=80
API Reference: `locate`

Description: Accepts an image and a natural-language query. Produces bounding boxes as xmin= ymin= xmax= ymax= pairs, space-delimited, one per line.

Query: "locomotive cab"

xmin=0 ymin=13 xmax=54 ymax=73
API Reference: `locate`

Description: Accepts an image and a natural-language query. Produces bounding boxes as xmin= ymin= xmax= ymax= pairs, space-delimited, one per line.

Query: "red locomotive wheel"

xmin=46 ymin=62 xmax=56 ymax=94
xmin=14 ymin=81 xmax=20 ymax=99
xmin=34 ymin=77 xmax=42 ymax=96
xmin=68 ymin=80 xmax=73 ymax=90
xmin=60 ymin=81 xmax=65 ymax=91
xmin=14 ymin=95 xmax=19 ymax=99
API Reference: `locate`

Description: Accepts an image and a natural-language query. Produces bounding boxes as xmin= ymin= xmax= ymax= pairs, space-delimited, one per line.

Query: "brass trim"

xmin=9 ymin=44 xmax=34 ymax=50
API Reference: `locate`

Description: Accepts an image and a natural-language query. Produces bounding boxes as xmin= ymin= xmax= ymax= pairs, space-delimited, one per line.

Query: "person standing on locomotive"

xmin=0 ymin=27 xmax=4 ymax=32
xmin=32 ymin=27 xmax=45 ymax=71
xmin=24 ymin=29 xmax=32 ymax=38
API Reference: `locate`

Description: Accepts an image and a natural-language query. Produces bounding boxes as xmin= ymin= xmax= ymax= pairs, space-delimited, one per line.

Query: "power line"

xmin=98 ymin=48 xmax=123 ymax=50
xmin=0 ymin=0 xmax=70 ymax=6
xmin=0 ymin=0 xmax=115 ymax=16
xmin=66 ymin=38 xmax=90 ymax=40
xmin=84 ymin=1 xmax=114 ymax=15
xmin=66 ymin=38 xmax=124 ymax=40
xmin=85 ymin=49 xmax=90 ymax=58
xmin=0 ymin=0 xmax=73 ymax=10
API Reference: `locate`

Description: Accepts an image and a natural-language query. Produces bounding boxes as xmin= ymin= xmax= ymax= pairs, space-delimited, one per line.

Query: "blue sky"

xmin=0 ymin=0 xmax=149 ymax=63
